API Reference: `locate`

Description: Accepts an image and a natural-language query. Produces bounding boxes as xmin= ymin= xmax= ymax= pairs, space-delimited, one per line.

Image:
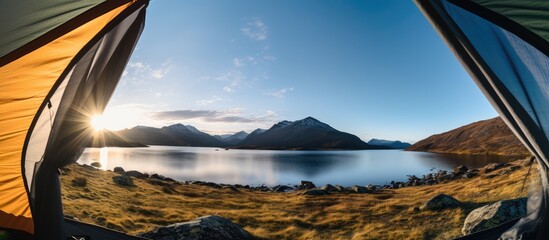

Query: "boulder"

xmin=139 ymin=215 xmax=253 ymax=240
xmin=302 ymin=189 xmax=327 ymax=196
xmin=221 ymin=185 xmax=238 ymax=192
xmin=420 ymin=194 xmax=460 ymax=211
xmin=112 ymin=175 xmax=134 ymax=187
xmin=299 ymin=180 xmax=316 ymax=189
xmin=321 ymin=184 xmax=339 ymax=192
xmin=334 ymin=185 xmax=348 ymax=192
xmin=273 ymin=185 xmax=294 ymax=192
xmin=113 ymin=167 xmax=125 ymax=174
xmin=462 ymin=198 xmax=527 ymax=235
xmin=90 ymin=162 xmax=102 ymax=168
xmin=463 ymin=172 xmax=478 ymax=179
xmin=482 ymin=163 xmax=505 ymax=173
xmin=125 ymin=170 xmax=146 ymax=179
xmin=453 ymin=165 xmax=468 ymax=174
xmin=351 ymin=185 xmax=369 ymax=194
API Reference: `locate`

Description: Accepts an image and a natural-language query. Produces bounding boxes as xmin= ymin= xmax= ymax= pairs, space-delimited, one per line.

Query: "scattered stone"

xmin=299 ymin=180 xmax=316 ymax=189
xmin=90 ymin=162 xmax=102 ymax=168
xmin=150 ymin=173 xmax=166 ymax=180
xmin=112 ymin=175 xmax=134 ymax=187
xmin=147 ymin=179 xmax=170 ymax=186
xmin=204 ymin=182 xmax=221 ymax=188
xmin=113 ymin=167 xmax=125 ymax=174
xmin=139 ymin=215 xmax=253 ymax=240
xmin=273 ymin=185 xmax=294 ymax=192
xmin=351 ymin=185 xmax=369 ymax=194
xmin=222 ymin=185 xmax=238 ymax=191
xmin=462 ymin=198 xmax=527 ymax=235
xmin=321 ymin=184 xmax=339 ymax=192
xmin=420 ymin=194 xmax=460 ymax=211
xmin=453 ymin=165 xmax=468 ymax=174
xmin=125 ymin=170 xmax=146 ymax=179
xmin=302 ymin=189 xmax=327 ymax=196
xmin=482 ymin=163 xmax=505 ymax=173
xmin=334 ymin=185 xmax=348 ymax=192
xmin=463 ymin=172 xmax=478 ymax=179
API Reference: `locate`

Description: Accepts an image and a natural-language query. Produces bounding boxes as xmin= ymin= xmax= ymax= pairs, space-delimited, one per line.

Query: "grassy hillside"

xmin=407 ymin=117 xmax=530 ymax=156
xmin=61 ymin=159 xmax=537 ymax=240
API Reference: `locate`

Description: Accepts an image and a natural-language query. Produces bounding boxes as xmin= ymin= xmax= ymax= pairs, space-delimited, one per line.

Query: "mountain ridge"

xmin=406 ymin=117 xmax=530 ymax=156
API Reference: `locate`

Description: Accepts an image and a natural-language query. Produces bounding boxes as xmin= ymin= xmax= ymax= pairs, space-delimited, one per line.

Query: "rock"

xmin=420 ymin=194 xmax=460 ymax=211
xmin=321 ymin=184 xmax=339 ymax=192
xmin=125 ymin=170 xmax=146 ymax=179
xmin=302 ymin=189 xmax=327 ymax=196
xmin=334 ymin=185 xmax=348 ymax=192
xmin=90 ymin=162 xmax=102 ymax=168
xmin=273 ymin=185 xmax=294 ymax=192
xmin=453 ymin=165 xmax=468 ymax=174
xmin=222 ymin=185 xmax=238 ymax=191
xmin=299 ymin=180 xmax=316 ymax=189
xmin=463 ymin=172 xmax=478 ymax=179
xmin=113 ymin=167 xmax=125 ymax=174
xmin=482 ymin=163 xmax=505 ymax=173
xmin=462 ymin=198 xmax=527 ymax=235
xmin=147 ymin=179 xmax=170 ymax=186
xmin=366 ymin=184 xmax=377 ymax=191
xmin=204 ymin=182 xmax=221 ymax=188
xmin=351 ymin=185 xmax=369 ymax=194
xmin=139 ymin=215 xmax=253 ymax=240
xmin=112 ymin=175 xmax=134 ymax=187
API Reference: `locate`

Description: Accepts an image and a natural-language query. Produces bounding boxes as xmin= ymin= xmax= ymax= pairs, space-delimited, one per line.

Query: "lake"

xmin=77 ymin=146 xmax=518 ymax=186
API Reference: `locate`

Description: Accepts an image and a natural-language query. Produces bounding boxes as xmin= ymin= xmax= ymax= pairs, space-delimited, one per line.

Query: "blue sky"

xmin=103 ymin=0 xmax=498 ymax=143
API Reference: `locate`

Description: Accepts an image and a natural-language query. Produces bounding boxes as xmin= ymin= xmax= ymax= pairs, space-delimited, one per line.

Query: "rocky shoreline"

xmin=79 ymin=156 xmax=532 ymax=196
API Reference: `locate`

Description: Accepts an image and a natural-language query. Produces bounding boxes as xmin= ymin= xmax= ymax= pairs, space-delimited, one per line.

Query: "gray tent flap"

xmin=415 ymin=0 xmax=549 ymax=239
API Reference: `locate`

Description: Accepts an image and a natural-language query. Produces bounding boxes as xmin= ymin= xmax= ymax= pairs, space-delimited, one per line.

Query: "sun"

xmin=91 ymin=115 xmax=105 ymax=131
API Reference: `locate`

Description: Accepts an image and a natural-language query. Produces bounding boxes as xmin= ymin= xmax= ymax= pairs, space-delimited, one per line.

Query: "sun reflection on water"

xmin=99 ymin=147 xmax=109 ymax=170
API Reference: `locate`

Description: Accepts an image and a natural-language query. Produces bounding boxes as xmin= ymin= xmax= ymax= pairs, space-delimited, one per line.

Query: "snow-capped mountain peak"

xmin=166 ymin=123 xmax=202 ymax=134
xmin=289 ymin=117 xmax=335 ymax=130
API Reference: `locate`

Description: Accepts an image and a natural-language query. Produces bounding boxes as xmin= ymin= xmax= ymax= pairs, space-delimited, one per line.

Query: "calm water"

xmin=77 ymin=146 xmax=517 ymax=186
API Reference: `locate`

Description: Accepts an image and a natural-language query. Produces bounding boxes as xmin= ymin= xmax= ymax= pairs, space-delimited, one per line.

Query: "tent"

xmin=415 ymin=0 xmax=549 ymax=239
xmin=0 ymin=0 xmax=149 ymax=239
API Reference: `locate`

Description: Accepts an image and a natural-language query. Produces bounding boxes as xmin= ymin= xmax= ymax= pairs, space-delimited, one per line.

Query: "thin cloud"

xmin=241 ymin=18 xmax=268 ymax=41
xmin=196 ymin=96 xmax=224 ymax=106
xmin=124 ymin=60 xmax=173 ymax=84
xmin=266 ymin=87 xmax=294 ymax=98
xmin=215 ymin=71 xmax=244 ymax=92
xmin=151 ymin=109 xmax=276 ymax=124
xmin=233 ymin=56 xmax=257 ymax=67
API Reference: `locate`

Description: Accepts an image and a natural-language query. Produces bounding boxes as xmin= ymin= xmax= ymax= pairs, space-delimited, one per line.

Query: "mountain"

xmin=88 ymin=130 xmax=147 ymax=148
xmin=115 ymin=124 xmax=227 ymax=147
xmin=214 ymin=131 xmax=249 ymax=145
xmin=406 ymin=117 xmax=530 ymax=156
xmin=368 ymin=139 xmax=411 ymax=149
xmin=237 ymin=117 xmax=385 ymax=150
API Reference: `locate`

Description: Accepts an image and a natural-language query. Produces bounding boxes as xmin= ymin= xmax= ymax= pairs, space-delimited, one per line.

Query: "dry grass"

xmin=61 ymin=159 xmax=538 ymax=240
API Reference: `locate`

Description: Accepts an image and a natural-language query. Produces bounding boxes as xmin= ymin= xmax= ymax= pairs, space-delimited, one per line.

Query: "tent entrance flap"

xmin=0 ymin=0 xmax=149 ymax=238
xmin=415 ymin=0 xmax=549 ymax=239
